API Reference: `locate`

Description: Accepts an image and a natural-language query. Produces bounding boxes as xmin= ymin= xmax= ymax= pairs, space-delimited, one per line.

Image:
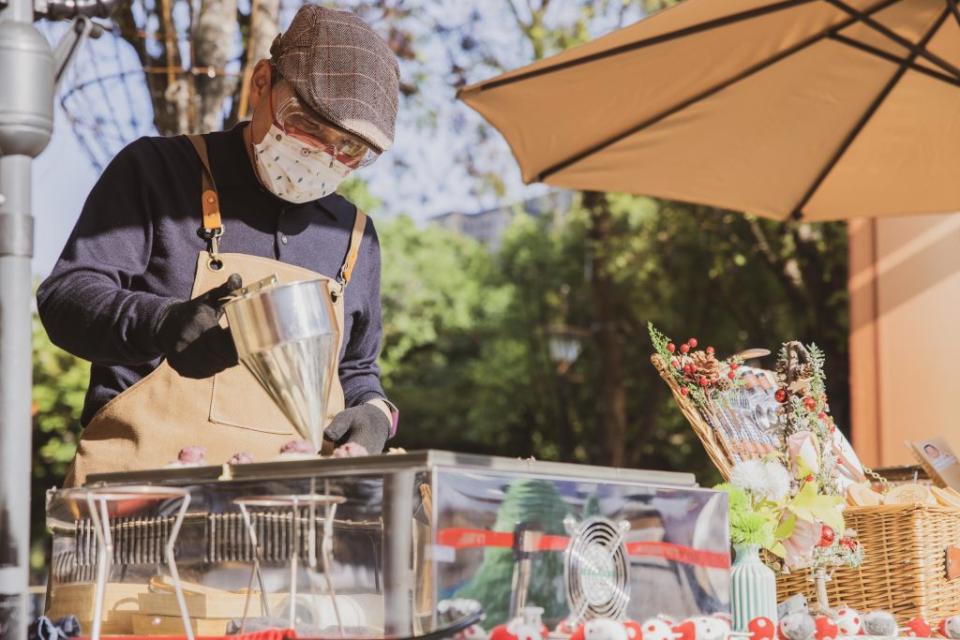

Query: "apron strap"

xmin=334 ymin=209 xmax=367 ymax=299
xmin=186 ymin=134 xmax=225 ymax=268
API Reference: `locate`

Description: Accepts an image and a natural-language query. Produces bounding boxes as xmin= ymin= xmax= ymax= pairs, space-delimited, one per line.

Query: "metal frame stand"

xmin=60 ymin=486 xmax=193 ymax=640
xmin=235 ymin=492 xmax=345 ymax=635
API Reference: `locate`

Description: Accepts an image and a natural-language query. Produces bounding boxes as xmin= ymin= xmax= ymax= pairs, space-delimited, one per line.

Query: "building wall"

xmin=849 ymin=214 xmax=960 ymax=467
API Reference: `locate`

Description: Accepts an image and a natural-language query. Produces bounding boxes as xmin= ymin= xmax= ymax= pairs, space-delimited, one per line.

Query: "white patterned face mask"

xmin=253 ymin=124 xmax=353 ymax=203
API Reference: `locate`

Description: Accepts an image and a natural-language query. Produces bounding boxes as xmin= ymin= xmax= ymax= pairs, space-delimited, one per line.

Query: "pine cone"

xmin=691 ymin=351 xmax=721 ymax=384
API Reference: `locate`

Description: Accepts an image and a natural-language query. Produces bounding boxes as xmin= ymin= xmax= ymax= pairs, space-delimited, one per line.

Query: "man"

xmin=37 ymin=4 xmax=399 ymax=485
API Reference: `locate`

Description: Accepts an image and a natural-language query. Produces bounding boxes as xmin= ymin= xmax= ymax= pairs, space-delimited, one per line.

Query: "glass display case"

xmin=45 ymin=451 xmax=730 ymax=637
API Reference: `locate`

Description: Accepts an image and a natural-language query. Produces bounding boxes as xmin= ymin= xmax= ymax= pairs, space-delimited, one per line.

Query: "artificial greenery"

xmin=717 ymin=483 xmax=778 ymax=550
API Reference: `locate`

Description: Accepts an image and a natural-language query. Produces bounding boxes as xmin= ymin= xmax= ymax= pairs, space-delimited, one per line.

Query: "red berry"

xmin=688 ymin=338 xmax=698 ymax=348
xmin=683 ymin=364 xmax=694 ymax=374
xmin=818 ymin=412 xmax=827 ymax=420
xmin=672 ymin=359 xmax=681 ymax=369
xmin=706 ymin=346 xmax=715 ymax=355
xmin=840 ymin=537 xmax=856 ymax=550
xmin=729 ymin=362 xmax=738 ymax=370
xmin=818 ymin=525 xmax=835 ymax=547
xmin=679 ymin=344 xmax=690 ymax=354
xmin=805 ymin=474 xmax=815 ymax=483
xmin=728 ymin=372 xmax=736 ymax=380
xmin=775 ymin=389 xmax=787 ymax=403
xmin=804 ymin=397 xmax=817 ymax=411
xmin=667 ymin=342 xmax=676 ymax=353
xmin=698 ymin=376 xmax=709 ymax=387
xmin=680 ymin=387 xmax=689 ymax=397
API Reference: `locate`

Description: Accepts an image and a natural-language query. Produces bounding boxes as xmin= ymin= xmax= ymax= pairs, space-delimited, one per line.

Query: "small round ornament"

xmin=490 ymin=625 xmax=515 ymax=640
xmin=639 ymin=618 xmax=676 ymax=640
xmin=712 ymin=613 xmax=732 ymax=627
xmin=817 ymin=525 xmax=836 ymax=548
xmin=555 ymin=619 xmax=578 ymax=636
xmin=583 ymin=619 xmax=629 ymax=640
xmin=674 ymin=616 xmax=728 ymax=640
xmin=622 ymin=620 xmax=642 ymax=640
xmin=938 ymin=615 xmax=960 ymax=640
xmin=778 ymin=612 xmax=815 ymax=640
xmin=456 ymin=625 xmax=489 ymax=640
xmin=748 ymin=617 xmax=776 ymax=640
xmin=813 ymin=615 xmax=838 ymax=640
xmin=831 ymin=608 xmax=862 ymax=637
xmin=902 ymin=617 xmax=932 ymax=638
xmin=863 ymin=611 xmax=897 ymax=638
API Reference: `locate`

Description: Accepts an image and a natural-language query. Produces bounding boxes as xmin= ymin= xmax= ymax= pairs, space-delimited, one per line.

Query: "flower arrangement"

xmin=718 ymin=460 xmax=789 ymax=553
xmin=649 ymin=325 xmax=863 ymax=572
xmin=648 ymin=323 xmax=742 ymax=406
xmin=772 ymin=341 xmax=863 ymax=571
xmin=716 ymin=457 xmax=858 ymax=568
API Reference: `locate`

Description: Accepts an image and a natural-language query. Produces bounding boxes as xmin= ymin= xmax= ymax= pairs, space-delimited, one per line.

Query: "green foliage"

xmin=716 ymin=484 xmax=777 ymax=550
xmin=383 ymin=191 xmax=849 ymax=479
xmin=31 ymin=311 xmax=88 ymax=574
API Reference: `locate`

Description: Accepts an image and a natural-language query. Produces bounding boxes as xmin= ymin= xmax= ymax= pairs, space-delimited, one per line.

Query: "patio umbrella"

xmin=458 ymin=0 xmax=960 ymax=221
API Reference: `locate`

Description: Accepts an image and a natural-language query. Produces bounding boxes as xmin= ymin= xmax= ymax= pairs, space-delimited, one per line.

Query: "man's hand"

xmin=324 ymin=403 xmax=390 ymax=455
xmin=155 ymin=274 xmax=243 ymax=378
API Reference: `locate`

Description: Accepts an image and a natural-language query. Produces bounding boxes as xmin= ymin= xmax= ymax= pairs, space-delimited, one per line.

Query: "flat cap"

xmin=271 ymin=4 xmax=400 ymax=152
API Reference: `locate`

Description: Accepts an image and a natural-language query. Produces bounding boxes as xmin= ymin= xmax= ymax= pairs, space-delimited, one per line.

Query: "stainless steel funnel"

xmin=223 ymin=278 xmax=338 ymax=450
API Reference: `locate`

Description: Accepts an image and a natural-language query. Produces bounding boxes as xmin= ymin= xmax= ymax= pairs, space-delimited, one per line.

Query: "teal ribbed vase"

xmin=731 ymin=543 xmax=778 ymax=632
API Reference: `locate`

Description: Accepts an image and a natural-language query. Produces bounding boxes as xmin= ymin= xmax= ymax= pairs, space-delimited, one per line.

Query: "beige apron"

xmin=64 ymin=135 xmax=367 ymax=487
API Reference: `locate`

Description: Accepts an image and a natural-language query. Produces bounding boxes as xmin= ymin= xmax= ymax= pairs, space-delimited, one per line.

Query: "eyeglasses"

xmin=268 ymin=81 xmax=380 ymax=168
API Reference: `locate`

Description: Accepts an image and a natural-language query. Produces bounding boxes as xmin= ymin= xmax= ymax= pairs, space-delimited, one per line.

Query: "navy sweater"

xmin=37 ymin=124 xmax=388 ymax=426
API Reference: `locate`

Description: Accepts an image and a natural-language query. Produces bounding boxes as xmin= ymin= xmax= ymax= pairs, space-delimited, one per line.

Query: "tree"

xmin=31 ymin=312 xmax=88 ymax=576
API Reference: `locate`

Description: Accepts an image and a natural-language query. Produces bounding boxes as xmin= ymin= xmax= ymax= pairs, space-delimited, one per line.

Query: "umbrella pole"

xmin=0 ymin=0 xmax=53 ymax=636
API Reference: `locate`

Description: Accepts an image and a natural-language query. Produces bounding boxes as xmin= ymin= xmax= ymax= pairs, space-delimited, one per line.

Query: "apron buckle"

xmin=197 ymin=225 xmax=225 ymax=270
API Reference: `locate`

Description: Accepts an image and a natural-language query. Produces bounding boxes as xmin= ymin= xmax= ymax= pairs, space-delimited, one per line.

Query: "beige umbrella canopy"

xmin=459 ymin=0 xmax=960 ymax=221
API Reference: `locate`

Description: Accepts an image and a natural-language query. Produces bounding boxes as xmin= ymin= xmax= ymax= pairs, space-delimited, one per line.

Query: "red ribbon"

xmin=436 ymin=528 xmax=730 ymax=569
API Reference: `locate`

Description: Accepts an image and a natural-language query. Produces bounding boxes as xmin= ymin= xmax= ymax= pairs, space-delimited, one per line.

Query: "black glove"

xmin=155 ymin=273 xmax=242 ymax=379
xmin=324 ymin=403 xmax=390 ymax=455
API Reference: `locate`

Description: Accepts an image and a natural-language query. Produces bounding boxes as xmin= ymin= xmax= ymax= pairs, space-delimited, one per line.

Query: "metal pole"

xmin=0 ymin=0 xmax=53 ymax=635
xmin=382 ymin=471 xmax=414 ymax=636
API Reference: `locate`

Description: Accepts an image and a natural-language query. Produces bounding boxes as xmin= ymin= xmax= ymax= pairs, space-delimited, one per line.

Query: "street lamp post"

xmin=0 ymin=3 xmax=54 ymax=633
xmin=546 ymin=324 xmax=587 ymax=460
xmin=0 ymin=3 xmax=108 ymax=636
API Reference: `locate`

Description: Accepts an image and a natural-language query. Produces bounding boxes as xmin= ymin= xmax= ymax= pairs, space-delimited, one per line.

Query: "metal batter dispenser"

xmin=45 ymin=451 xmax=730 ymax=637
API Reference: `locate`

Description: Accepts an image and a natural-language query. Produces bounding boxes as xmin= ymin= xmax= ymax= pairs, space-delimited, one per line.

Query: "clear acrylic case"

xmin=46 ymin=451 xmax=729 ymax=637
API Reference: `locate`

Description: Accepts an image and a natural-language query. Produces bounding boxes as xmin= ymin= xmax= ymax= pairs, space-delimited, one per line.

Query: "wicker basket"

xmin=650 ymin=353 xmax=736 ymax=478
xmin=651 ymin=353 xmax=960 ymax=621
xmin=777 ymin=505 xmax=960 ymax=622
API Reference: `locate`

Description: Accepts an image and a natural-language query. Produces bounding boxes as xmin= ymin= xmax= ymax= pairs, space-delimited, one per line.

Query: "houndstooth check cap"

xmin=270 ymin=4 xmax=400 ymax=152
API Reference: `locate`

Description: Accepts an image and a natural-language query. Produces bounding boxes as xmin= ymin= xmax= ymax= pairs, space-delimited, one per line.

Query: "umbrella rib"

xmin=829 ymin=32 xmax=960 ymax=89
xmin=949 ymin=0 xmax=960 ymax=30
xmin=468 ymin=0 xmax=818 ymax=93
xmin=824 ymin=0 xmax=960 ymax=80
xmin=536 ymin=0 xmax=903 ymax=183
xmin=790 ymin=5 xmax=951 ymax=220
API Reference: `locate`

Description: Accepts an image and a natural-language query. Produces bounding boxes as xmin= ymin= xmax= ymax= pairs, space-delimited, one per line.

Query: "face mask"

xmin=253 ymin=124 xmax=353 ymax=203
